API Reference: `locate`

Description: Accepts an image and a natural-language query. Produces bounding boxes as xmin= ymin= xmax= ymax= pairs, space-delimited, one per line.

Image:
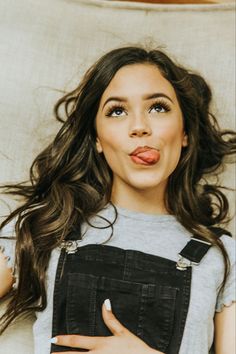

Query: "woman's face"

xmin=95 ymin=63 xmax=188 ymax=200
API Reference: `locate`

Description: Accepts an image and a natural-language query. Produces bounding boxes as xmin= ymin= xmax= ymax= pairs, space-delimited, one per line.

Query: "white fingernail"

xmin=104 ymin=298 xmax=112 ymax=311
xmin=50 ymin=337 xmax=58 ymax=344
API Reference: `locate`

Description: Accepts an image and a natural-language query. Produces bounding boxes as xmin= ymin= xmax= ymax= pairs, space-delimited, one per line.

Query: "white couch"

xmin=0 ymin=1 xmax=235 ymax=353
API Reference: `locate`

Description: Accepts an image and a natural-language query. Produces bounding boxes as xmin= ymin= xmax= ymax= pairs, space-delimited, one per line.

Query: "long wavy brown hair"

xmin=0 ymin=46 xmax=235 ymax=333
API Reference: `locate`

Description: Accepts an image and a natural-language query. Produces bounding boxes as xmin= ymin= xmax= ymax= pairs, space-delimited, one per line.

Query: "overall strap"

xmin=64 ymin=224 xmax=82 ymax=241
xmin=176 ymin=227 xmax=231 ymax=271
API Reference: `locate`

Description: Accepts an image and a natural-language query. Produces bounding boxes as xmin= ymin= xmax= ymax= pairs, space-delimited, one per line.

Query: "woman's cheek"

xmin=157 ymin=121 xmax=185 ymax=147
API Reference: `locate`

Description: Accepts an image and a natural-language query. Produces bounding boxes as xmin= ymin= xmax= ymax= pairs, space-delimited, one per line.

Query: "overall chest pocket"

xmin=66 ymin=272 xmax=178 ymax=353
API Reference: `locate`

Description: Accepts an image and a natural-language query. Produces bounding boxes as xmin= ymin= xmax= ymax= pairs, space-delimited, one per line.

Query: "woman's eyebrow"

xmin=102 ymin=96 xmax=126 ymax=109
xmin=102 ymin=92 xmax=173 ymax=109
xmin=144 ymin=93 xmax=173 ymax=104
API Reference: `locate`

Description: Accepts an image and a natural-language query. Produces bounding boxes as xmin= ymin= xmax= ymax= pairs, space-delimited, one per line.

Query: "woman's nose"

xmin=129 ymin=115 xmax=152 ymax=138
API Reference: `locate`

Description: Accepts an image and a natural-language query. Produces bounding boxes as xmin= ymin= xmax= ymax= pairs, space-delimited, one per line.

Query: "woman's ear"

xmin=182 ymin=133 xmax=188 ymax=147
xmin=96 ymin=138 xmax=103 ymax=153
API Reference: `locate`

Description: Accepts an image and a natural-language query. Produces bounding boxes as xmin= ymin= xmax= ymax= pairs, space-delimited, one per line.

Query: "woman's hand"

xmin=51 ymin=299 xmax=163 ymax=354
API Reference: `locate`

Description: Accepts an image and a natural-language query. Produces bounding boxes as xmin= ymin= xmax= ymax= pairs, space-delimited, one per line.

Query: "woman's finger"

xmin=51 ymin=334 xmax=102 ymax=349
xmin=102 ymin=299 xmax=128 ymax=336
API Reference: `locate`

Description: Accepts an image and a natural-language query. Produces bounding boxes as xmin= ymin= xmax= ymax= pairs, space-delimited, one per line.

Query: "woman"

xmin=0 ymin=46 xmax=235 ymax=354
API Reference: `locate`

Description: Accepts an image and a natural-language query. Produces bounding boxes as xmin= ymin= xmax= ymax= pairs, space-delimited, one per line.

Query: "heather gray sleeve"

xmin=215 ymin=236 xmax=236 ymax=312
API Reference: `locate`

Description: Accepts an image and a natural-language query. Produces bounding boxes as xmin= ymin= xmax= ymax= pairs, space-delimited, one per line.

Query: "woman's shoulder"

xmin=198 ymin=232 xmax=235 ymax=278
xmin=220 ymin=233 xmax=235 ymax=261
xmin=214 ymin=234 xmax=235 ymax=312
xmin=205 ymin=225 xmax=235 ymax=260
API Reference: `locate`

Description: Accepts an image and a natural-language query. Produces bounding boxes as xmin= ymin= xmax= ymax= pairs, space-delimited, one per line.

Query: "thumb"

xmin=102 ymin=299 xmax=127 ymax=336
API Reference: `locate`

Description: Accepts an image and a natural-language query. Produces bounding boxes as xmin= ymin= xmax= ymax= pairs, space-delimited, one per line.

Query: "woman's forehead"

xmin=100 ymin=63 xmax=177 ymax=105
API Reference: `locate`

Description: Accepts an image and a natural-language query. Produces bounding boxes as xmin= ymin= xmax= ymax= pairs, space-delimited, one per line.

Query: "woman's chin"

xmin=126 ymin=177 xmax=167 ymax=193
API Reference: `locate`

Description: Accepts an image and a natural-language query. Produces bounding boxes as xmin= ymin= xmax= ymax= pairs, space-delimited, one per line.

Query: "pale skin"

xmin=0 ymin=64 xmax=235 ymax=353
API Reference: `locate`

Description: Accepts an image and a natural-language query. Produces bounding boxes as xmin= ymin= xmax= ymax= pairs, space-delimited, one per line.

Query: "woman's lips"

xmin=130 ymin=148 xmax=160 ymax=165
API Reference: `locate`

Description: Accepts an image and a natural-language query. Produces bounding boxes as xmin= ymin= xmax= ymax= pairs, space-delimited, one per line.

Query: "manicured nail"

xmin=104 ymin=298 xmax=112 ymax=311
xmin=50 ymin=337 xmax=58 ymax=344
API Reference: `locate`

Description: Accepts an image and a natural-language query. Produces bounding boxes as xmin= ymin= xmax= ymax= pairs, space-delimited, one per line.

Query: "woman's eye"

xmin=106 ymin=106 xmax=126 ymax=117
xmin=149 ymin=102 xmax=170 ymax=114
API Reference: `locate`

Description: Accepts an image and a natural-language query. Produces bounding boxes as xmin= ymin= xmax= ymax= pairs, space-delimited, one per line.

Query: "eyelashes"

xmin=105 ymin=99 xmax=171 ymax=117
xmin=149 ymin=100 xmax=171 ymax=113
xmin=105 ymin=104 xmax=126 ymax=117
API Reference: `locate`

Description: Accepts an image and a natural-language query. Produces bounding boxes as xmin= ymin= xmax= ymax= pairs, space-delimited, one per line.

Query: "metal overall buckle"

xmin=176 ymin=237 xmax=211 ymax=271
xmin=60 ymin=240 xmax=82 ymax=254
xmin=176 ymin=256 xmax=198 ymax=271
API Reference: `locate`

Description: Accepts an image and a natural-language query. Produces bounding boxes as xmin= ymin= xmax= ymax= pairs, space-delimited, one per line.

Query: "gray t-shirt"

xmin=0 ymin=203 xmax=235 ymax=354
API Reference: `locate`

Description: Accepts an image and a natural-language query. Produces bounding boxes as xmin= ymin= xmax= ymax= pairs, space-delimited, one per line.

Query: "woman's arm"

xmin=0 ymin=250 xmax=14 ymax=298
xmin=214 ymin=302 xmax=236 ymax=354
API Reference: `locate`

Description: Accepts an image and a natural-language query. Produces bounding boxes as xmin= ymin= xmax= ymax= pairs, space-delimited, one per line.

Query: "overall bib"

xmin=50 ymin=227 xmax=225 ymax=354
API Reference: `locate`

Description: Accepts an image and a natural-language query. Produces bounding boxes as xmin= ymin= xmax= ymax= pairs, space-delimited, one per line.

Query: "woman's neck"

xmin=111 ymin=183 xmax=168 ymax=215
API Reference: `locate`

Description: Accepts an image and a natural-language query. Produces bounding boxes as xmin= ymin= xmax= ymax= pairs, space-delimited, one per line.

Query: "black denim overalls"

xmin=51 ymin=227 xmax=227 ymax=354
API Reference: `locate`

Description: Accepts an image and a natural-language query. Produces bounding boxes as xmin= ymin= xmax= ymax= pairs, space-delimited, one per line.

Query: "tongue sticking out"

xmin=134 ymin=150 xmax=160 ymax=164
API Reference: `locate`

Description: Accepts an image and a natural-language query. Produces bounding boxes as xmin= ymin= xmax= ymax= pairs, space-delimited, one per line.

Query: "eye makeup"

xmin=105 ymin=98 xmax=171 ymax=118
xmin=105 ymin=104 xmax=126 ymax=117
xmin=149 ymin=99 xmax=171 ymax=113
